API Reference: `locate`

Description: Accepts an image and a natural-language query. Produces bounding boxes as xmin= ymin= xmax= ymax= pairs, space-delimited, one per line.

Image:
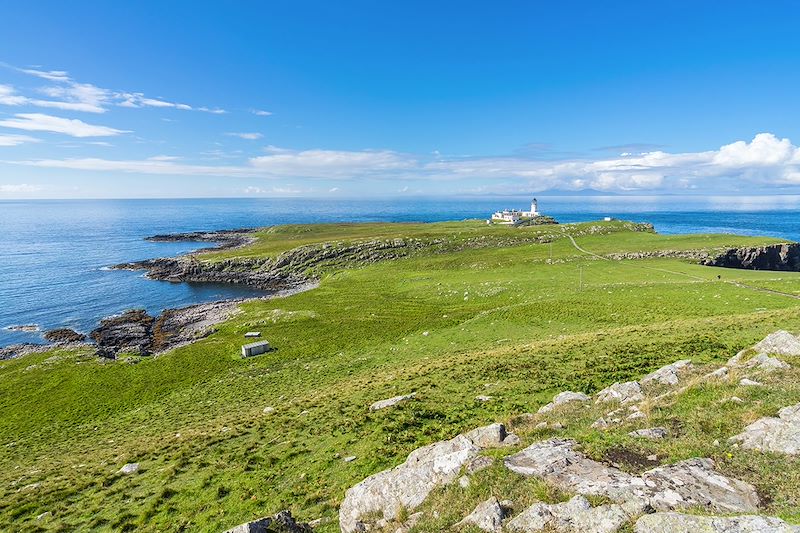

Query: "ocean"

xmin=3 ymin=195 xmax=800 ymax=347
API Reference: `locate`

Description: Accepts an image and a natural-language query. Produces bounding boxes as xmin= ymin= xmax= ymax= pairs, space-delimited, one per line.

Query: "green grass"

xmin=1 ymin=220 xmax=798 ymax=531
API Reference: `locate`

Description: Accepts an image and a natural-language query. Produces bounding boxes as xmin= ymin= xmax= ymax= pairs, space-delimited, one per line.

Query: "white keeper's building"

xmin=491 ymin=198 xmax=540 ymax=224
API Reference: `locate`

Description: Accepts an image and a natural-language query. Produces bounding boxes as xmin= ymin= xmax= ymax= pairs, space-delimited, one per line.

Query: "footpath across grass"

xmin=1 ymin=220 xmax=798 ymax=531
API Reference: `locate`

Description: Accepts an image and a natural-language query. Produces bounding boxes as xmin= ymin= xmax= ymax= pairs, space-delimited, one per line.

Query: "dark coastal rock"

xmin=0 ymin=343 xmax=48 ymax=361
xmin=89 ymin=301 xmax=242 ymax=358
xmin=146 ymin=228 xmax=257 ymax=252
xmin=224 ymin=510 xmax=312 ymax=533
xmin=703 ymin=243 xmax=800 ymax=271
xmin=91 ymin=310 xmax=155 ymax=358
xmin=43 ymin=328 xmax=86 ymax=344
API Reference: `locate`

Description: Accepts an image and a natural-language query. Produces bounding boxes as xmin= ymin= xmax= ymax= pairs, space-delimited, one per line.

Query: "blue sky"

xmin=2 ymin=1 xmax=800 ymax=198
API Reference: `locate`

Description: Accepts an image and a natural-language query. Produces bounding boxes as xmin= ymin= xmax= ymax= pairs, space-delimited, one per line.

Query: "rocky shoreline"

xmin=702 ymin=242 xmax=800 ymax=271
xmin=0 ymin=228 xmax=316 ymax=360
xmin=145 ymin=228 xmax=258 ymax=252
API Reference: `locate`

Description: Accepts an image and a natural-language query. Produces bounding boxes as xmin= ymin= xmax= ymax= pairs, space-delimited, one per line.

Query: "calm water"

xmin=3 ymin=195 xmax=800 ymax=347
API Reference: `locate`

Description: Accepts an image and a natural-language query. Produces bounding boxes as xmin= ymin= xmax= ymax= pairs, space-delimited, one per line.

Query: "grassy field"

xmin=1 ymin=220 xmax=799 ymax=531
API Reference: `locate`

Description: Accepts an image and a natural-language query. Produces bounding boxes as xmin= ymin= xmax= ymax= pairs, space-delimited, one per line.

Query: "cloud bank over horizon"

xmin=6 ymin=132 xmax=800 ymax=197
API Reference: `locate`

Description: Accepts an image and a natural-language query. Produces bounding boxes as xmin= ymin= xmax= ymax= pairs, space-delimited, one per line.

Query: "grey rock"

xmin=454 ymin=497 xmax=506 ymax=532
xmin=635 ymin=512 xmax=800 ymax=533
xmin=641 ymin=360 xmax=693 ymax=386
xmin=730 ymin=402 xmax=800 ymax=455
xmin=118 ymin=463 xmax=140 ymax=475
xmin=475 ymin=395 xmax=493 ymax=402
xmin=339 ymin=423 xmax=510 ymax=532
xmin=752 ymin=330 xmax=800 ymax=356
xmin=739 ymin=378 xmax=762 ymax=386
xmin=369 ymin=393 xmax=416 ymax=411
xmin=705 ymin=366 xmax=729 ymax=380
xmin=538 ymin=391 xmax=590 ymax=414
xmin=504 ymin=439 xmax=759 ymax=513
xmin=743 ymin=353 xmax=791 ymax=371
xmin=36 ymin=512 xmax=51 ymax=521
xmin=641 ymin=458 xmax=759 ymax=513
xmin=506 ymin=495 xmax=643 ymax=533
xmin=463 ymin=423 xmax=518 ymax=448
xmin=224 ymin=510 xmax=312 ymax=533
xmin=596 ymin=381 xmax=644 ymax=404
xmin=629 ymin=427 xmax=668 ymax=440
xmin=466 ymin=455 xmax=494 ymax=474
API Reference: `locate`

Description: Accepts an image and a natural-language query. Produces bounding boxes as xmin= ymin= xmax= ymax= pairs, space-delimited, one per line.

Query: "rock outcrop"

xmin=702 ymin=243 xmax=800 ymax=271
xmin=224 ymin=510 xmax=312 ymax=533
xmin=752 ymin=330 xmax=800 ymax=356
xmin=730 ymin=402 xmax=800 ymax=455
xmin=595 ymin=381 xmax=644 ymax=404
xmin=43 ymin=328 xmax=86 ymax=344
xmin=506 ymin=495 xmax=644 ymax=533
xmin=635 ymin=512 xmax=800 ymax=533
xmin=338 ymin=423 xmax=518 ymax=533
xmin=504 ymin=440 xmax=759 ymax=513
xmin=90 ymin=301 xmax=241 ymax=358
xmin=641 ymin=360 xmax=693 ymax=386
xmin=454 ymin=497 xmax=508 ymax=532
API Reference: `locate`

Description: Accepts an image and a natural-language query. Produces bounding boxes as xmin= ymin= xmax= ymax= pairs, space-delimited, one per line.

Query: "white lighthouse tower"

xmin=522 ymin=198 xmax=539 ymax=217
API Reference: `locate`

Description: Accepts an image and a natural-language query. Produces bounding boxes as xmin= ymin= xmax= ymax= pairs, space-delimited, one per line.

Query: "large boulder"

xmin=339 ymin=423 xmax=517 ymax=533
xmin=730 ymin=402 xmax=800 ymax=455
xmin=506 ymin=495 xmax=644 ymax=533
xmin=224 ymin=510 xmax=312 ymax=533
xmin=504 ymin=440 xmax=759 ymax=513
xmin=635 ymin=512 xmax=800 ymax=533
xmin=538 ymin=391 xmax=590 ymax=414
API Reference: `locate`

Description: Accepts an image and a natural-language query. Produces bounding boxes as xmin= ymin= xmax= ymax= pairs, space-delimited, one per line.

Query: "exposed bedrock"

xmin=703 ymin=243 xmax=800 ymax=271
xmin=90 ymin=301 xmax=241 ymax=358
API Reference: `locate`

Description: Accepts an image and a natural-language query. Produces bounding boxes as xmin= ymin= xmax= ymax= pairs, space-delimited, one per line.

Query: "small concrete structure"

xmin=242 ymin=340 xmax=271 ymax=357
xmin=244 ymin=331 xmax=261 ymax=338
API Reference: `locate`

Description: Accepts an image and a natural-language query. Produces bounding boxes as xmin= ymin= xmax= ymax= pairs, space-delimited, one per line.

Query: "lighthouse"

xmin=529 ymin=198 xmax=539 ymax=217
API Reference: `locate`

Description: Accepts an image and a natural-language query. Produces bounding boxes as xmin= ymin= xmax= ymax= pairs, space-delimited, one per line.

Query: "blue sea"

xmin=3 ymin=195 xmax=800 ymax=347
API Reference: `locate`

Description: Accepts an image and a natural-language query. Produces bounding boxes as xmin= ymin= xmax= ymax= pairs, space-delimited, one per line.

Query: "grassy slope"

xmin=1 ymin=220 xmax=798 ymax=531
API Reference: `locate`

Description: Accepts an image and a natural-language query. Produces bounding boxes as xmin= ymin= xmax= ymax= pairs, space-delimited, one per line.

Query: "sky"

xmin=2 ymin=1 xmax=800 ymax=198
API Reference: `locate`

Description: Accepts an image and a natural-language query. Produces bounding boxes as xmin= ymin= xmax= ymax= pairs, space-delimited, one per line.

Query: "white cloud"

xmin=226 ymin=132 xmax=263 ymax=140
xmin=0 ymin=183 xmax=42 ymax=193
xmin=0 ymin=113 xmax=128 ymax=137
xmin=251 ymin=109 xmax=273 ymax=116
xmin=249 ymin=148 xmax=414 ymax=177
xmin=198 ymin=106 xmax=227 ymax=115
xmin=20 ymin=68 xmax=70 ymax=82
xmin=0 ymin=133 xmax=39 ymax=146
xmin=9 ymin=133 xmax=800 ymax=193
xmin=9 ymin=64 xmax=224 ymax=114
xmin=0 ymin=84 xmax=28 ymax=105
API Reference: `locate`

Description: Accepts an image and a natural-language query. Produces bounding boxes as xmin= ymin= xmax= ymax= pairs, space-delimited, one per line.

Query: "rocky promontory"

xmin=702 ymin=242 xmax=800 ymax=271
xmin=90 ymin=301 xmax=243 ymax=358
xmin=146 ymin=228 xmax=258 ymax=251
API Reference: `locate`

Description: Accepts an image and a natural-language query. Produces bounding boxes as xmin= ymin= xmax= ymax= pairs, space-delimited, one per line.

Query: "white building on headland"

xmin=491 ymin=198 xmax=540 ymax=224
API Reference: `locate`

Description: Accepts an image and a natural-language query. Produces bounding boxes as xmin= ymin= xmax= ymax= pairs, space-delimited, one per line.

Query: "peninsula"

xmin=2 ymin=219 xmax=800 ymax=532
